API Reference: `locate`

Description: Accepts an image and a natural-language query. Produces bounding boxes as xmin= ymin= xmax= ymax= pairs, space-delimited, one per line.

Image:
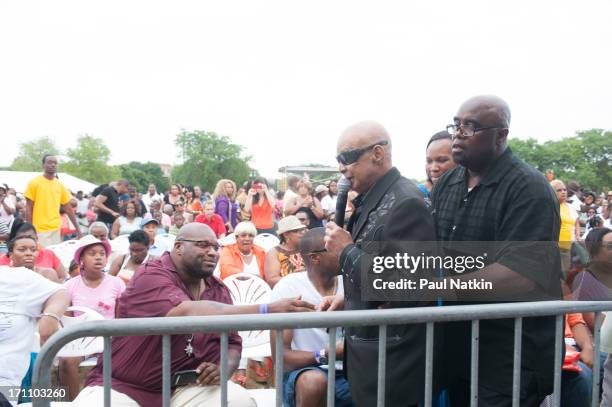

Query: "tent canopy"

xmin=0 ymin=171 xmax=98 ymax=195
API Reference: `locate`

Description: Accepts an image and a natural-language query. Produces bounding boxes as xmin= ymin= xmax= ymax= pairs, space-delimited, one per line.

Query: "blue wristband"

xmin=259 ymin=303 xmax=269 ymax=314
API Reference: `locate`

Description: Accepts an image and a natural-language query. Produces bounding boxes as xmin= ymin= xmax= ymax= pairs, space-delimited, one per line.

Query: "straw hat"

xmin=277 ymin=215 xmax=307 ymax=235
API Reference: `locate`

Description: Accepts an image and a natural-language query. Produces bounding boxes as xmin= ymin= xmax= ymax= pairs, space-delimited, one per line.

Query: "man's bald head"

xmin=176 ymin=222 xmax=215 ymax=242
xmin=459 ymin=95 xmax=511 ymax=129
xmin=336 ymin=120 xmax=393 ymax=193
xmin=172 ymin=222 xmax=219 ymax=280
xmin=338 ymin=120 xmax=392 ymax=159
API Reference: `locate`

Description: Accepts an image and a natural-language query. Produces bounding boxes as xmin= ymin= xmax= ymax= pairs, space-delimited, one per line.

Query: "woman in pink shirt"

xmin=60 ymin=235 xmax=126 ymax=400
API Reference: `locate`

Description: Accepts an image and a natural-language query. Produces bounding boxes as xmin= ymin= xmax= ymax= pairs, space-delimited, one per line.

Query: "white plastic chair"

xmin=218 ymin=232 xmax=236 ymax=247
xmin=222 ymin=273 xmax=272 ymax=363
xmin=47 ymin=240 xmax=79 ymax=270
xmin=155 ymin=233 xmax=176 ymax=250
xmin=109 ymin=234 xmax=130 ymax=255
xmin=253 ymin=233 xmax=279 ymax=253
xmin=56 ymin=306 xmax=105 ymax=358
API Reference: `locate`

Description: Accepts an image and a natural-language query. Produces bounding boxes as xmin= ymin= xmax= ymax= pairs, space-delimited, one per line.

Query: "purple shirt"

xmin=572 ymin=270 xmax=612 ymax=301
xmin=214 ymin=196 xmax=238 ymax=229
xmin=85 ymin=253 xmax=241 ymax=406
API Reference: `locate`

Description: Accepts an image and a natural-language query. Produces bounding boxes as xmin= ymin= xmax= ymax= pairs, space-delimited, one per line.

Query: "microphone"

xmin=334 ymin=177 xmax=352 ymax=228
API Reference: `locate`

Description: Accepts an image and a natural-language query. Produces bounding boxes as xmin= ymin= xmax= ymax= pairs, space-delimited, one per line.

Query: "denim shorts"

xmin=283 ymin=366 xmax=354 ymax=407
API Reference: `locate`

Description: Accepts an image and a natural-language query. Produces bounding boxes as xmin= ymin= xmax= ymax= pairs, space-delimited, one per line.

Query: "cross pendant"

xmin=185 ymin=341 xmax=194 ymax=357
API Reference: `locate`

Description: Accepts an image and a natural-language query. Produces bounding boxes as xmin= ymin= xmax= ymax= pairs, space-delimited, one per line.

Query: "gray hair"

xmin=234 ymin=221 xmax=258 ymax=236
xmin=88 ymin=221 xmax=109 ymax=235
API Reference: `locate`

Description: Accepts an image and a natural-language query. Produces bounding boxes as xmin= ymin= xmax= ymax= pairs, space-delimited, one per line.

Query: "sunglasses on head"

xmin=336 ymin=140 xmax=388 ymax=165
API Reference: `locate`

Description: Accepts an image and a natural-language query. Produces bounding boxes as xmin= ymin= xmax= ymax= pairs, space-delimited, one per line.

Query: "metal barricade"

xmin=32 ymin=300 xmax=612 ymax=407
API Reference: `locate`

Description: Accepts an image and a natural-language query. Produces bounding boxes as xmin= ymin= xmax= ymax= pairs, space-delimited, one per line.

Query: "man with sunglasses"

xmin=76 ymin=223 xmax=315 ymax=407
xmin=324 ymin=120 xmax=440 ymax=406
xmin=432 ymin=95 xmax=562 ymax=406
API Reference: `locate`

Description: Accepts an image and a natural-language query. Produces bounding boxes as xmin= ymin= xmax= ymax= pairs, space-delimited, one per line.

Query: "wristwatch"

xmin=314 ymin=348 xmax=328 ymax=365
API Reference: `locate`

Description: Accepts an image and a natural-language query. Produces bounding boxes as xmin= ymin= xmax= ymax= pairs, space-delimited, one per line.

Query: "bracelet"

xmin=259 ymin=303 xmax=269 ymax=314
xmin=40 ymin=312 xmax=64 ymax=327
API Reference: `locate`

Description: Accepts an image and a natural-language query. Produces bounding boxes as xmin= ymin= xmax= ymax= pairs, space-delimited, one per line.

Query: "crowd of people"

xmin=0 ymin=94 xmax=611 ymax=407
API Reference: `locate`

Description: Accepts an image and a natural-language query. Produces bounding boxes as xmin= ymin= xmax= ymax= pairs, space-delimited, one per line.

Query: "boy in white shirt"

xmin=270 ymin=227 xmax=354 ymax=407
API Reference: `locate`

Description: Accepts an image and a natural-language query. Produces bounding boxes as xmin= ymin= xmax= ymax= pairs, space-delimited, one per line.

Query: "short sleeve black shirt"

xmin=430 ymin=147 xmax=562 ymax=396
xmin=97 ymin=186 xmax=119 ymax=224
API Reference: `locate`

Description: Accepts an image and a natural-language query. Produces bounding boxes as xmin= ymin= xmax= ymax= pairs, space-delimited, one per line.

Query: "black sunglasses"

xmin=336 ymin=140 xmax=388 ymax=165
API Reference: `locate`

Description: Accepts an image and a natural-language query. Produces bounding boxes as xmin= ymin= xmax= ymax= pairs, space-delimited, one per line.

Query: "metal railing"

xmin=32 ymin=300 xmax=612 ymax=407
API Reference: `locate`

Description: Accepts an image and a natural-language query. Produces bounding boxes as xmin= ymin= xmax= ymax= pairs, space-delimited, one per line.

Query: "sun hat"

xmin=73 ymin=235 xmax=112 ymax=264
xmin=277 ymin=215 xmax=308 ymax=236
xmin=314 ymin=185 xmax=328 ymax=194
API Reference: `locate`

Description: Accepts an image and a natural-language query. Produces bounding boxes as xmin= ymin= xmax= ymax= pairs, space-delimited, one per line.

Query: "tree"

xmin=118 ymin=162 xmax=169 ymax=193
xmin=172 ymin=130 xmax=255 ymax=190
xmin=10 ymin=136 xmax=61 ymax=171
xmin=62 ymin=135 xmax=121 ymax=184
xmin=509 ymin=129 xmax=612 ymax=192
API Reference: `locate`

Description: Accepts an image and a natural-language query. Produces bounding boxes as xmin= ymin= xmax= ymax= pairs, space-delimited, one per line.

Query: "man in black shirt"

xmin=324 ymin=121 xmax=439 ymax=406
xmin=94 ymin=180 xmax=129 ymax=230
xmin=432 ymin=95 xmax=562 ymax=406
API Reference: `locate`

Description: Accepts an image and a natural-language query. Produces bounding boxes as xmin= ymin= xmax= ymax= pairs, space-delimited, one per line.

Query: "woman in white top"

xmin=110 ymin=201 xmax=142 ymax=239
xmin=0 ymin=237 xmax=69 ymax=404
xmin=109 ymin=230 xmax=151 ymax=284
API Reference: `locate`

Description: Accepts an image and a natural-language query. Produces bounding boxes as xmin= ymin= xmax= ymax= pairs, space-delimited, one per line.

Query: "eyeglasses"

xmin=309 ymin=248 xmax=327 ymax=253
xmin=446 ymin=123 xmax=506 ymax=138
xmin=336 ymin=140 xmax=389 ymax=165
xmin=177 ymin=239 xmax=220 ymax=251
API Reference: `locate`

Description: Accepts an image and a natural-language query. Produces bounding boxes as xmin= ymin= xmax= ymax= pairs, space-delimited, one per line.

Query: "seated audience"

xmin=145 ymin=199 xmax=172 ymax=230
xmin=109 ymin=230 xmax=152 ymax=283
xmin=245 ymin=177 xmax=277 ymax=234
xmin=88 ymin=222 xmax=110 ymax=242
xmin=418 ymin=130 xmax=456 ymax=204
xmin=60 ymin=201 xmax=79 ymax=241
xmin=60 ymin=235 xmax=126 ymax=400
xmin=194 ymin=201 xmax=226 ymax=238
xmin=141 ymin=218 xmax=169 ymax=257
xmin=265 ymin=216 xmax=307 ymax=287
xmin=0 ymin=220 xmax=66 ymax=281
xmin=184 ymin=187 xmax=203 ymax=217
xmin=286 ymin=179 xmax=325 ymax=229
xmin=0 ymin=260 xmax=69 ymax=406
xmin=5 ymin=234 xmax=60 ymax=282
xmin=0 ymin=217 xmax=9 ymax=254
xmin=213 ymin=179 xmax=239 ymax=232
xmin=572 ymin=227 xmax=612 ymax=330
xmin=218 ymin=221 xmax=265 ymax=280
xmin=562 ymin=312 xmax=595 ymax=407
xmin=73 ymin=223 xmax=313 ymax=407
xmin=111 ymin=200 xmax=143 ymax=239
xmin=270 ymin=227 xmax=352 ymax=407
xmin=164 ymin=183 xmax=184 ymax=209
xmin=169 ymin=212 xmax=185 ymax=236
xmin=174 ymin=199 xmax=193 ymax=224
xmin=320 ymin=180 xmax=338 ymax=220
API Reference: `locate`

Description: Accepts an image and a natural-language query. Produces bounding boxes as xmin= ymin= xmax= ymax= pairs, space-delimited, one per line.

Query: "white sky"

xmin=1 ymin=0 xmax=611 ymax=181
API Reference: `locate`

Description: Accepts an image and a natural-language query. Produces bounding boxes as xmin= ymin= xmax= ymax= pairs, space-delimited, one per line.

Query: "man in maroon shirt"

xmin=74 ymin=223 xmax=313 ymax=407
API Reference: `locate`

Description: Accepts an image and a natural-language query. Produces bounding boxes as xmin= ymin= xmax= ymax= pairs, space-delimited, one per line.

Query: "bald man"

xmin=324 ymin=121 xmax=440 ymax=406
xmin=75 ymin=223 xmax=314 ymax=407
xmin=434 ymin=95 xmax=562 ymax=406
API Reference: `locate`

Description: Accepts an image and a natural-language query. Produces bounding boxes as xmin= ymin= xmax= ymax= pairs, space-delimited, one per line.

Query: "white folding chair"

xmin=155 ymin=233 xmax=176 ymax=250
xmin=253 ymin=233 xmax=279 ymax=253
xmin=218 ymin=233 xmax=236 ymax=247
xmin=222 ymin=273 xmax=272 ymax=364
xmin=109 ymin=234 xmax=130 ymax=255
xmin=56 ymin=306 xmax=105 ymax=358
xmin=47 ymin=241 xmax=79 ymax=270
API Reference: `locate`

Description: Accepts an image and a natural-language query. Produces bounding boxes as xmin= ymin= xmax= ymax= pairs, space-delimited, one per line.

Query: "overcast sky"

xmin=1 ymin=0 xmax=611 ymax=181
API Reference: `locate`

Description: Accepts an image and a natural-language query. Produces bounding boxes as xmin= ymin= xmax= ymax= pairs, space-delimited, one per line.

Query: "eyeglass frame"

xmin=336 ymin=140 xmax=389 ymax=165
xmin=446 ymin=122 xmax=507 ymax=138
xmin=176 ymin=239 xmax=221 ymax=251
